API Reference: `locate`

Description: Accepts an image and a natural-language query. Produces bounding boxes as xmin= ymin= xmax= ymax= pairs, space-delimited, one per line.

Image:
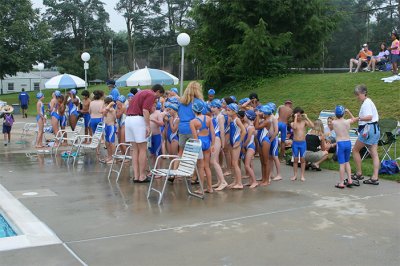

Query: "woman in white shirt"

xmin=368 ymin=43 xmax=389 ymax=72
xmin=351 ymin=85 xmax=380 ymax=185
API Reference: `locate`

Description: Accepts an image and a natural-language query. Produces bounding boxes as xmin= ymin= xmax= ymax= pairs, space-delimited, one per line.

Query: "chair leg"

xmin=115 ymin=157 xmax=125 ymax=182
xmin=146 ymin=172 xmax=155 ymax=199
xmin=107 ymin=157 xmax=115 ymax=181
xmin=158 ymin=173 xmax=170 ymax=205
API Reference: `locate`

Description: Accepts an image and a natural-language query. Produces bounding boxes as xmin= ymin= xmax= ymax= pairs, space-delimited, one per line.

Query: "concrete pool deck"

xmin=0 ymin=118 xmax=399 ymax=265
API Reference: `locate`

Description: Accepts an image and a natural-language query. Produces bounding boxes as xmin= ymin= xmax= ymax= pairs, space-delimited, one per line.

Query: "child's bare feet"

xmin=223 ymin=171 xmax=231 ymax=176
xmin=272 ymin=175 xmax=282 ymax=181
xmin=232 ymin=184 xmax=243 ymax=189
xmin=249 ymin=182 xmax=259 ymax=188
xmin=212 ymin=182 xmax=220 ymax=188
xmin=300 ymin=177 xmax=306 ymax=182
xmin=227 ymin=182 xmax=237 ymax=188
xmin=290 ymin=176 xmax=297 ymax=181
xmin=259 ymin=181 xmax=269 ymax=186
xmin=215 ymin=182 xmax=228 ymax=191
xmin=205 ymin=188 xmax=214 ymax=193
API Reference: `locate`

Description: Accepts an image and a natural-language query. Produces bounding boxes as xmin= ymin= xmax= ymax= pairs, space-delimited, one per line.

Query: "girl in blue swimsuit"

xmin=221 ymin=97 xmax=234 ymax=176
xmin=190 ymin=99 xmax=215 ymax=193
xmin=226 ymin=103 xmax=246 ymax=189
xmin=210 ymin=99 xmax=228 ymax=191
xmin=241 ymin=110 xmax=258 ymax=188
xmin=35 ymin=92 xmax=45 ymax=148
xmin=164 ymin=102 xmax=179 ymax=157
xmin=67 ymin=89 xmax=79 ymax=131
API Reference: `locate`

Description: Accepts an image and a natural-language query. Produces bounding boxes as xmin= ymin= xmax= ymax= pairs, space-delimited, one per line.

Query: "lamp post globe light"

xmin=37 ymin=63 xmax=44 ymax=92
xmin=81 ymin=52 xmax=91 ymax=89
xmin=177 ymin=33 xmax=190 ymax=96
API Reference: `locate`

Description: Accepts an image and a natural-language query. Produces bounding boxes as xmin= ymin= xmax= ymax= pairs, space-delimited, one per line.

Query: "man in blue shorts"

xmin=18 ymin=89 xmax=30 ymax=118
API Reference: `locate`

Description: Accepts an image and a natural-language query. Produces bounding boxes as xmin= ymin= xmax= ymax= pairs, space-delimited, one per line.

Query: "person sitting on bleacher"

xmin=349 ymin=44 xmax=372 ymax=73
xmin=367 ymin=42 xmax=389 ymax=72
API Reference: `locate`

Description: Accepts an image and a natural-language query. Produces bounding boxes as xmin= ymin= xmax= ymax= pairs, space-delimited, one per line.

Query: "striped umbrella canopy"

xmin=116 ymin=67 xmax=179 ymax=87
xmin=45 ymin=74 xmax=86 ymax=89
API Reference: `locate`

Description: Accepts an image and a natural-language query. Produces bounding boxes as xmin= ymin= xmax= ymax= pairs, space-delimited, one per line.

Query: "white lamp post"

xmin=109 ymin=39 xmax=114 ymax=77
xmin=177 ymin=33 xmax=190 ymax=96
xmin=37 ymin=63 xmax=44 ymax=92
xmin=81 ymin=52 xmax=91 ymax=89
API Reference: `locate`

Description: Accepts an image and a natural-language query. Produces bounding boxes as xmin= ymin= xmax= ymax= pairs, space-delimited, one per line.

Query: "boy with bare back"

xmin=277 ymin=100 xmax=293 ymax=161
xmin=332 ymin=106 xmax=359 ymax=188
xmin=81 ymin=90 xmax=92 ymax=141
xmin=149 ymin=102 xmax=164 ymax=165
xmin=290 ymin=107 xmax=314 ymax=182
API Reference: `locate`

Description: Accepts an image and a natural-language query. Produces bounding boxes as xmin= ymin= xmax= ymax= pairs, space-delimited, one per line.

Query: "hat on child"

xmin=1 ymin=105 xmax=14 ymax=114
xmin=239 ymin=98 xmax=250 ymax=105
xmin=260 ymin=105 xmax=273 ymax=115
xmin=69 ymin=89 xmax=77 ymax=95
xmin=167 ymin=103 xmax=178 ymax=112
xmin=227 ymin=103 xmax=239 ymax=113
xmin=170 ymin=87 xmax=178 ymax=94
xmin=230 ymin=96 xmax=237 ymax=102
xmin=117 ymin=95 xmax=126 ymax=103
xmin=54 ymin=90 xmax=61 ymax=97
xmin=192 ymin=98 xmax=205 ymax=113
xmin=208 ymin=89 xmax=216 ymax=95
xmin=245 ymin=110 xmax=256 ymax=121
xmin=335 ymin=105 xmax=345 ymax=117
xmin=266 ymin=102 xmax=276 ymax=112
xmin=210 ymin=99 xmax=222 ymax=108
xmin=127 ymin=93 xmax=134 ymax=98
xmin=36 ymin=92 xmax=44 ymax=99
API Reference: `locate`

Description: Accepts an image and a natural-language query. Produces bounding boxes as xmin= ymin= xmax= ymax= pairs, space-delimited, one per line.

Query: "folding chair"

xmin=318 ymin=110 xmax=335 ymax=128
xmin=52 ymin=117 xmax=84 ymax=154
xmin=107 ymin=143 xmax=132 ymax=182
xmin=67 ymin=122 xmax=104 ymax=165
xmin=147 ymin=139 xmax=204 ymax=204
xmin=21 ymin=123 xmax=37 ymax=139
xmin=377 ymin=118 xmax=398 ymax=162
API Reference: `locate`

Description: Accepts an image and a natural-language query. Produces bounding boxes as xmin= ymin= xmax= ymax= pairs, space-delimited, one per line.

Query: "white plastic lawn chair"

xmin=147 ymin=138 xmax=204 ymax=204
xmin=67 ymin=122 xmax=104 ymax=165
xmin=318 ymin=110 xmax=335 ymax=128
xmin=107 ymin=143 xmax=132 ymax=182
xmin=52 ymin=117 xmax=84 ymax=154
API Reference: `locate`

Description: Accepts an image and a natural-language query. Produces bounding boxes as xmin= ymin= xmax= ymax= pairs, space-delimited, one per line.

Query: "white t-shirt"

xmin=358 ymin=98 xmax=379 ymax=125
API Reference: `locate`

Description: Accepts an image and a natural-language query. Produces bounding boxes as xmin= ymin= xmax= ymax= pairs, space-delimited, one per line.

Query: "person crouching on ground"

xmin=102 ymin=96 xmax=117 ymax=164
xmin=190 ymin=99 xmax=215 ymax=193
xmin=290 ymin=107 xmax=314 ymax=182
xmin=332 ymin=105 xmax=359 ymax=189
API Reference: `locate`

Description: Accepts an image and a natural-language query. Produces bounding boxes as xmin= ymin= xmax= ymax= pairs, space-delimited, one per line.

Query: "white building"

xmin=0 ymin=71 xmax=60 ymax=94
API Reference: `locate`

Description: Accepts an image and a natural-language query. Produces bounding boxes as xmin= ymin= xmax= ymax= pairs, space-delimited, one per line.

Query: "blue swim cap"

xmin=127 ymin=93 xmax=134 ymax=98
xmin=54 ymin=90 xmax=61 ymax=97
xmin=239 ymin=98 xmax=250 ymax=105
xmin=192 ymin=98 xmax=205 ymax=113
xmin=230 ymin=96 xmax=237 ymax=102
xmin=36 ymin=92 xmax=44 ymax=99
xmin=335 ymin=105 xmax=345 ymax=117
xmin=117 ymin=95 xmax=126 ymax=103
xmin=255 ymin=105 xmax=262 ymax=111
xmin=167 ymin=97 xmax=180 ymax=105
xmin=210 ymin=99 xmax=222 ymax=108
xmin=156 ymin=101 xmax=162 ymax=110
xmin=260 ymin=105 xmax=273 ymax=115
xmin=267 ymin=102 xmax=276 ymax=112
xmin=69 ymin=89 xmax=77 ymax=95
xmin=208 ymin=89 xmax=215 ymax=95
xmin=170 ymin=87 xmax=178 ymax=94
xmin=227 ymin=103 xmax=239 ymax=113
xmin=245 ymin=110 xmax=256 ymax=121
xmin=105 ymin=95 xmax=113 ymax=100
xmin=168 ymin=103 xmax=178 ymax=112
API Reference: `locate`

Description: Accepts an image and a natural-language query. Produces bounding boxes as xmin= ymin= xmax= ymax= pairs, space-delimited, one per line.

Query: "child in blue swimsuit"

xmin=241 ymin=110 xmax=258 ymax=188
xmin=266 ymin=102 xmax=283 ymax=182
xmin=226 ymin=103 xmax=246 ymax=189
xmin=190 ymin=99 xmax=215 ymax=193
xmin=67 ymin=89 xmax=79 ymax=131
xmin=221 ymin=97 xmax=234 ymax=176
xmin=102 ymin=97 xmax=116 ymax=164
xmin=164 ymin=102 xmax=179 ymax=157
xmin=254 ymin=105 xmax=273 ymax=186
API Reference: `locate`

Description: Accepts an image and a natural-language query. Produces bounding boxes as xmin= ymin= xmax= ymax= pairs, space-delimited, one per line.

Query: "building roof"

xmin=4 ymin=71 xmax=60 ymax=79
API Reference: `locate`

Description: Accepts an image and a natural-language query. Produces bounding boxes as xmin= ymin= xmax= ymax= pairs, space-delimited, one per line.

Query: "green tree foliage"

xmin=0 ymin=0 xmax=51 ymax=79
xmin=191 ymin=0 xmax=339 ymax=88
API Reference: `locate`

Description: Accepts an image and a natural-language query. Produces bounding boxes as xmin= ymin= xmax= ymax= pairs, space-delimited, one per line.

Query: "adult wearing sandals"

xmin=304 ymin=119 xmax=329 ymax=171
xmin=351 ymin=84 xmax=380 ymax=185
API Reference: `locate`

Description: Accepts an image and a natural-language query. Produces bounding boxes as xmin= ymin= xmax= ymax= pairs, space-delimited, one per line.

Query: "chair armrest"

xmin=115 ymin=143 xmax=132 ymax=156
xmin=154 ymin=155 xmax=179 ymax=169
xmin=168 ymin=158 xmax=196 ymax=170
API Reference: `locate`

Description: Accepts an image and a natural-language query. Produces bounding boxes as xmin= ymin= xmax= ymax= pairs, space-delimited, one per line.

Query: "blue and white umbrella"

xmin=45 ymin=74 xmax=86 ymax=89
xmin=116 ymin=67 xmax=179 ymax=87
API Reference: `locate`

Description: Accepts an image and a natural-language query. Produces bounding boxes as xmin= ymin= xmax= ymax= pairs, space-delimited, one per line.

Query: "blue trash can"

xmin=12 ymin=104 xmax=21 ymax=115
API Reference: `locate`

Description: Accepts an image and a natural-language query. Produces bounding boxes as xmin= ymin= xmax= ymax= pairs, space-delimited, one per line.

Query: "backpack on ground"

xmin=379 ymin=160 xmax=399 ymax=175
xmin=4 ymin=114 xmax=13 ymax=127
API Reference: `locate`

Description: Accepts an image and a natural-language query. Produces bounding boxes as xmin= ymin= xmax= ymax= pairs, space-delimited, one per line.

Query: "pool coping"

xmin=0 ymin=184 xmax=61 ymax=251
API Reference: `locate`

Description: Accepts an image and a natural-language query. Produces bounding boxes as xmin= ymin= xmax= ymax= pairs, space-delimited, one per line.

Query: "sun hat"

xmin=335 ymin=105 xmax=345 ymax=117
xmin=1 ymin=105 xmax=14 ymax=113
xmin=36 ymin=92 xmax=44 ymax=99
xmin=245 ymin=110 xmax=256 ymax=121
xmin=260 ymin=105 xmax=273 ymax=115
xmin=170 ymin=87 xmax=178 ymax=94
xmin=192 ymin=98 xmax=205 ymax=113
xmin=227 ymin=103 xmax=239 ymax=113
xmin=210 ymin=99 xmax=222 ymax=108
xmin=117 ymin=95 xmax=126 ymax=103
xmin=208 ymin=89 xmax=215 ymax=95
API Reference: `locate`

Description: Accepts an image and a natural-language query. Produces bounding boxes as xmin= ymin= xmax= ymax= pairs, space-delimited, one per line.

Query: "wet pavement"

xmin=0 ymin=118 xmax=399 ymax=265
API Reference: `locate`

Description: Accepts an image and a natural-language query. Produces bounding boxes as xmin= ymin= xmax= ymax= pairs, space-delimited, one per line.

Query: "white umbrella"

xmin=45 ymin=74 xmax=86 ymax=89
xmin=116 ymin=67 xmax=179 ymax=87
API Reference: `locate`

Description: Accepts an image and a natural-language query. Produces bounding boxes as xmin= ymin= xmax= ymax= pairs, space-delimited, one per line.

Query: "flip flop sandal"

xmin=363 ymin=178 xmax=379 ymax=185
xmin=345 ymin=179 xmax=360 ymax=186
xmin=335 ymin=183 xmax=345 ymax=189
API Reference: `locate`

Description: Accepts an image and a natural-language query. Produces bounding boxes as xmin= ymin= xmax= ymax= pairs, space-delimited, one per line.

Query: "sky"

xmin=32 ymin=0 xmax=127 ymax=32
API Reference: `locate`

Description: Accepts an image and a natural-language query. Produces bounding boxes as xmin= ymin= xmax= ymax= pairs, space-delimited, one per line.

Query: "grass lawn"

xmin=0 ymin=72 xmax=398 ymax=180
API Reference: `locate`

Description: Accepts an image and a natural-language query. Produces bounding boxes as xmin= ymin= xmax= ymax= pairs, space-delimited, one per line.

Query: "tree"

xmin=0 ymin=0 xmax=51 ymax=79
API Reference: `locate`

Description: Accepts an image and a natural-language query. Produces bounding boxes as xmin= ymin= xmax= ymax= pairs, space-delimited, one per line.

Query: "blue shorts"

xmin=358 ymin=123 xmax=380 ymax=145
xmin=90 ymin=118 xmax=103 ymax=133
xmin=83 ymin=113 xmax=91 ymax=128
xmin=149 ymin=134 xmax=162 ymax=156
xmin=278 ymin=122 xmax=287 ymax=142
xmin=292 ymin=140 xmax=306 ymax=158
xmin=60 ymin=115 xmax=67 ymax=127
xmin=2 ymin=124 xmax=11 ymax=134
xmin=21 ymin=104 xmax=28 ymax=110
xmin=391 ymin=54 xmax=400 ymax=64
xmin=336 ymin=140 xmax=351 ymax=164
xmin=105 ymin=124 xmax=116 ymax=143
xmin=269 ymin=138 xmax=279 ymax=156
xmin=199 ymin=135 xmax=211 ymax=151
xmin=51 ymin=112 xmax=60 ymax=121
